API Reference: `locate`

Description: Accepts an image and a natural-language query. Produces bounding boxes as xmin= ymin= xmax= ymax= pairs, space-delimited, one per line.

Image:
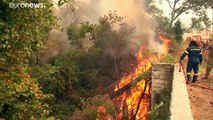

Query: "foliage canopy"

xmin=0 ymin=0 xmax=57 ymax=119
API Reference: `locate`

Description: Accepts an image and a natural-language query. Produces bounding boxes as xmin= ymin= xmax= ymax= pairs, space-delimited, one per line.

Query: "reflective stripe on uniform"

xmin=184 ymin=51 xmax=189 ymax=54
xmin=187 ymin=73 xmax=191 ymax=75
xmin=199 ymin=52 xmax=202 ymax=55
xmin=190 ymin=48 xmax=200 ymax=51
xmin=194 ymin=74 xmax=199 ymax=76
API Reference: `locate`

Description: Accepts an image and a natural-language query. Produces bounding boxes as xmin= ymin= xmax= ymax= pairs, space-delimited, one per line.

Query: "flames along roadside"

xmin=98 ymin=34 xmax=172 ymax=119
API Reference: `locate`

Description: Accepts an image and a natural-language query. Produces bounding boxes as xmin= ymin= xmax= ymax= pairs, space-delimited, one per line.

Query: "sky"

xmin=155 ymin=0 xmax=212 ymax=39
xmin=156 ymin=1 xmax=213 ymax=31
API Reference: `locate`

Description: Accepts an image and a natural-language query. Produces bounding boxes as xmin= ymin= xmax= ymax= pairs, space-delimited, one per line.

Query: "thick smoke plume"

xmin=76 ymin=0 xmax=159 ymax=48
xmin=42 ymin=0 xmax=161 ymax=62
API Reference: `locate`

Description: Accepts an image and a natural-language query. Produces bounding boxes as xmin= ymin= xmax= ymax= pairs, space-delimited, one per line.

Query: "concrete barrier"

xmin=151 ymin=63 xmax=174 ymax=119
xmin=170 ymin=64 xmax=194 ymax=120
xmin=151 ymin=63 xmax=194 ymax=120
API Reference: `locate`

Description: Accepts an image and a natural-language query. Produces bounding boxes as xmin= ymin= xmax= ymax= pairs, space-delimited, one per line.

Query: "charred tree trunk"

xmin=132 ymin=79 xmax=150 ymax=120
xmin=110 ymin=71 xmax=151 ymax=99
xmin=123 ymin=98 xmax=128 ymax=120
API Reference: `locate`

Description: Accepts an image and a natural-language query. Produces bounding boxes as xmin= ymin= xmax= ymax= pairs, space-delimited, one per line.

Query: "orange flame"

xmin=159 ymin=35 xmax=172 ymax=53
xmin=99 ymin=34 xmax=171 ymax=119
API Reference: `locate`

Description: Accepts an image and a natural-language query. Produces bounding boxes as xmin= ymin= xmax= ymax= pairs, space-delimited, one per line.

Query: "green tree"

xmin=67 ymin=22 xmax=98 ymax=49
xmin=94 ymin=12 xmax=136 ymax=74
xmin=144 ymin=0 xmax=171 ymax=33
xmin=0 ymin=0 xmax=57 ymax=119
xmin=30 ymin=49 xmax=110 ymax=119
xmin=162 ymin=0 xmax=213 ymax=32
xmin=173 ymin=20 xmax=183 ymax=43
xmin=67 ymin=12 xmax=138 ymax=80
xmin=145 ymin=0 xmax=212 ymax=33
xmin=30 ymin=61 xmax=80 ymax=119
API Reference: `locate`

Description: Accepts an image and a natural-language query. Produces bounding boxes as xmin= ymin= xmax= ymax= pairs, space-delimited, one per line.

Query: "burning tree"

xmin=67 ymin=11 xmax=172 ymax=120
xmin=97 ymin=34 xmax=172 ymax=120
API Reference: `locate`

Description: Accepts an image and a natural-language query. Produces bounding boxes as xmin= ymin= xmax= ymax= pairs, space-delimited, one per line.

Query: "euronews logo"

xmin=9 ymin=3 xmax=45 ymax=9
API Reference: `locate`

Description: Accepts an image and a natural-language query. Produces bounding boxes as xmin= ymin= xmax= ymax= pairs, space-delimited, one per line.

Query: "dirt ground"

xmin=187 ymin=63 xmax=213 ymax=120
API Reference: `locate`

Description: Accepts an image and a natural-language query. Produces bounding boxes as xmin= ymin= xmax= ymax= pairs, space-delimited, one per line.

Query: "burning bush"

xmin=70 ymin=95 xmax=116 ymax=120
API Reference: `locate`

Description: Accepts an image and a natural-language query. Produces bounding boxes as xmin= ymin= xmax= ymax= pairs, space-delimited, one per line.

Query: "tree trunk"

xmin=132 ymin=80 xmax=150 ymax=120
xmin=123 ymin=98 xmax=129 ymax=120
xmin=110 ymin=71 xmax=151 ymax=99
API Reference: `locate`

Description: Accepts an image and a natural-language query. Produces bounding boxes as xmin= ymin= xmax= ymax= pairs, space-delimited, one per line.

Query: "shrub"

xmin=161 ymin=54 xmax=178 ymax=63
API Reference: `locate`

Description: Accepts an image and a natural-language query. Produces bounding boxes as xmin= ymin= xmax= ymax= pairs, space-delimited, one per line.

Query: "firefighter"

xmin=180 ymin=40 xmax=203 ymax=83
xmin=203 ymin=39 xmax=213 ymax=79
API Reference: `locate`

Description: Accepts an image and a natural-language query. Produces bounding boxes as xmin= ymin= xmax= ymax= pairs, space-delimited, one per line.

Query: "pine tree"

xmin=173 ymin=20 xmax=183 ymax=43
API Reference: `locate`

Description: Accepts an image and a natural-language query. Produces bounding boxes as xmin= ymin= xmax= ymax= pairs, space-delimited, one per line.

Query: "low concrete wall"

xmin=151 ymin=63 xmax=194 ymax=120
xmin=151 ymin=63 xmax=174 ymax=120
xmin=170 ymin=64 xmax=194 ymax=120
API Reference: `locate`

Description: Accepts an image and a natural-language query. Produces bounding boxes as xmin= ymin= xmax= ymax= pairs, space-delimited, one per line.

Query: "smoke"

xmin=101 ymin=0 xmax=160 ymax=52
xmin=42 ymin=0 xmax=161 ymax=62
xmin=76 ymin=0 xmax=160 ymax=53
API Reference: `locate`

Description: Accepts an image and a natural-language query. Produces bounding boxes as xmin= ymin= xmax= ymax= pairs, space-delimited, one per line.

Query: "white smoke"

xmin=44 ymin=0 xmax=161 ymax=62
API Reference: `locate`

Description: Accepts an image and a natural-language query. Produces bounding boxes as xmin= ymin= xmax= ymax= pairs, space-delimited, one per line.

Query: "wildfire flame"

xmin=159 ymin=35 xmax=172 ymax=53
xmin=98 ymin=34 xmax=171 ymax=119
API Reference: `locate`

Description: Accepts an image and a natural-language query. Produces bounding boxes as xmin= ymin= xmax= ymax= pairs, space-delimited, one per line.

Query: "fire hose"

xmin=179 ymin=61 xmax=213 ymax=91
xmin=179 ymin=61 xmax=188 ymax=83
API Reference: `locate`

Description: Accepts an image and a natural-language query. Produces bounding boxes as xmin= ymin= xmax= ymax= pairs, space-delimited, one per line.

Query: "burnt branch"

xmin=109 ymin=70 xmax=151 ymax=99
xmin=102 ymin=63 xmax=145 ymax=94
xmin=123 ymin=98 xmax=128 ymax=120
xmin=132 ymin=79 xmax=151 ymax=120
